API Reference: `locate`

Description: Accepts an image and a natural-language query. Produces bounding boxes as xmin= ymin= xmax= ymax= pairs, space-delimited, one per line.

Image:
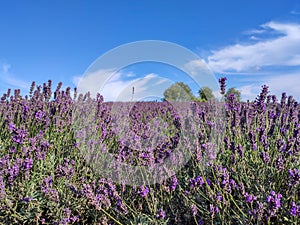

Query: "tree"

xmin=225 ymin=87 xmax=241 ymax=102
xmin=163 ymin=82 xmax=195 ymax=102
xmin=198 ymin=86 xmax=215 ymax=102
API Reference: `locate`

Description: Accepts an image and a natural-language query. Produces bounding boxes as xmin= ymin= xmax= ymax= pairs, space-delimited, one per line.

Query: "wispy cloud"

xmin=237 ymin=84 xmax=260 ymax=101
xmin=205 ymin=21 xmax=300 ymax=101
xmin=73 ymin=70 xmax=171 ymax=102
xmin=290 ymin=10 xmax=300 ymax=15
xmin=183 ymin=59 xmax=221 ymax=95
xmin=243 ymin=29 xmax=266 ymax=35
xmin=265 ymin=72 xmax=300 ymax=99
xmin=0 ymin=62 xmax=30 ymax=93
xmin=207 ymin=21 xmax=300 ymax=73
xmin=238 ymin=71 xmax=300 ymax=101
xmin=2 ymin=63 xmax=11 ymax=73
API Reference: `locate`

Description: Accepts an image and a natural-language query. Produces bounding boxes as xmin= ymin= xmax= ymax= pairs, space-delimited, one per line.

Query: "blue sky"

xmin=1 ymin=0 xmax=300 ymax=101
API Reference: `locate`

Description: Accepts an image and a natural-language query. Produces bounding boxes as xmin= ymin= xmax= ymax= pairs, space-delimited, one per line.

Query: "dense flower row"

xmin=0 ymin=79 xmax=299 ymax=224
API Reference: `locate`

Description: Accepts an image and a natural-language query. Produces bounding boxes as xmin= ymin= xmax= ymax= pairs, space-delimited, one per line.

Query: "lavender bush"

xmin=0 ymin=79 xmax=299 ymax=224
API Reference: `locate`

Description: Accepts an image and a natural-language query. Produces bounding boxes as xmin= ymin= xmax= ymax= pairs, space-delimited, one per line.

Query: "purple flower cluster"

xmin=266 ymin=191 xmax=282 ymax=217
xmin=244 ymin=192 xmax=257 ymax=203
xmin=165 ymin=175 xmax=179 ymax=192
xmin=59 ymin=208 xmax=79 ymax=225
xmin=189 ymin=175 xmax=204 ymax=189
xmin=290 ymin=202 xmax=300 ymax=217
xmin=259 ymin=151 xmax=270 ymax=164
xmin=288 ymin=169 xmax=300 ymax=187
xmin=55 ymin=158 xmax=75 ymax=179
xmin=0 ymin=176 xmax=5 ymax=199
xmin=9 ymin=123 xmax=28 ymax=144
xmin=8 ymin=158 xmax=22 ymax=183
xmin=156 ymin=208 xmax=166 ymax=219
xmin=218 ymin=77 xmax=227 ymax=95
xmin=191 ymin=204 xmax=197 ymax=216
xmin=210 ymin=204 xmax=219 ymax=217
xmin=248 ymin=201 xmax=264 ymax=219
xmin=79 ymin=178 xmax=128 ymax=214
xmin=214 ymin=165 xmax=233 ymax=193
xmin=137 ymin=185 xmax=150 ymax=198
xmin=22 ymin=196 xmax=33 ymax=203
xmin=0 ymin=79 xmax=300 ymax=224
xmin=40 ymin=176 xmax=59 ymax=202
xmin=23 ymin=157 xmax=33 ymax=178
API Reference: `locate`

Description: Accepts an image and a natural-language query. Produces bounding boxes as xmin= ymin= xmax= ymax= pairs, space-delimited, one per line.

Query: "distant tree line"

xmin=163 ymin=82 xmax=241 ymax=102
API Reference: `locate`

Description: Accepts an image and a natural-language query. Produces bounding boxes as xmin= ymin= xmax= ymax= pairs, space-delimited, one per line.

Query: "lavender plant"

xmin=0 ymin=78 xmax=299 ymax=224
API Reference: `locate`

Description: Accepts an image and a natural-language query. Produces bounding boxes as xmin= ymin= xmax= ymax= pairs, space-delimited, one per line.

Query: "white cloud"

xmin=4 ymin=76 xmax=29 ymax=89
xmin=72 ymin=75 xmax=82 ymax=87
xmin=183 ymin=59 xmax=220 ymax=93
xmin=2 ymin=63 xmax=11 ymax=73
xmin=74 ymin=68 xmax=118 ymax=98
xmin=237 ymin=71 xmax=300 ymax=101
xmin=249 ymin=36 xmax=259 ymax=41
xmin=0 ymin=62 xmax=30 ymax=91
xmin=291 ymin=10 xmax=300 ymax=15
xmin=207 ymin=21 xmax=300 ymax=73
xmin=125 ymin=72 xmax=136 ymax=78
xmin=243 ymin=29 xmax=266 ymax=35
xmin=106 ymin=73 xmax=171 ymax=102
xmin=238 ymin=84 xmax=260 ymax=101
xmin=265 ymin=72 xmax=300 ymax=100
xmin=73 ymin=69 xmax=171 ymax=102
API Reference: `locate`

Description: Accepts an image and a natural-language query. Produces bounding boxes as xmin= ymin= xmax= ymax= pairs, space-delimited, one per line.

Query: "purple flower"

xmin=70 ymin=215 xmax=79 ymax=222
xmin=0 ymin=176 xmax=5 ymax=199
xmin=11 ymin=127 xmax=28 ymax=144
xmin=190 ymin=175 xmax=204 ymax=189
xmin=8 ymin=159 xmax=22 ymax=183
xmin=281 ymin=92 xmax=287 ymax=107
xmin=23 ymin=158 xmax=33 ymax=170
xmin=266 ymin=191 xmax=282 ymax=217
xmin=288 ymin=169 xmax=300 ymax=187
xmin=210 ymin=204 xmax=219 ymax=217
xmin=290 ymin=202 xmax=300 ymax=216
xmin=22 ymin=196 xmax=33 ymax=203
xmin=275 ymin=155 xmax=285 ymax=171
xmin=244 ymin=192 xmax=257 ymax=203
xmin=168 ymin=175 xmax=178 ymax=191
xmin=41 ymin=176 xmax=59 ymax=202
xmin=229 ymin=179 xmax=238 ymax=189
xmin=255 ymin=85 xmax=269 ymax=113
xmin=156 ymin=208 xmax=166 ymax=219
xmin=259 ymin=151 xmax=270 ymax=164
xmin=116 ymin=199 xmax=128 ymax=215
xmin=248 ymin=201 xmax=264 ymax=219
xmin=35 ymin=110 xmax=44 ymax=121
xmin=198 ymin=219 xmax=204 ymax=225
xmin=55 ymin=158 xmax=74 ymax=179
xmin=206 ymin=178 xmax=212 ymax=187
xmin=219 ymin=77 xmax=227 ymax=95
xmin=10 ymin=146 xmax=16 ymax=154
xmin=137 ymin=185 xmax=150 ymax=198
xmin=252 ymin=143 xmax=257 ymax=151
xmin=191 ymin=204 xmax=197 ymax=216
xmin=216 ymin=192 xmax=223 ymax=203
xmin=59 ymin=208 xmax=78 ymax=224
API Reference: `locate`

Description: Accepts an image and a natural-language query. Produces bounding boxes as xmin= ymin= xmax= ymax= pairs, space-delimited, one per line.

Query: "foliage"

xmin=163 ymin=82 xmax=195 ymax=102
xmin=198 ymin=86 xmax=215 ymax=102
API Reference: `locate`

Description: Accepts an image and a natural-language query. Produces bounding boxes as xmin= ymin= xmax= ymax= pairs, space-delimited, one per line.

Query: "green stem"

xmin=100 ymin=208 xmax=124 ymax=225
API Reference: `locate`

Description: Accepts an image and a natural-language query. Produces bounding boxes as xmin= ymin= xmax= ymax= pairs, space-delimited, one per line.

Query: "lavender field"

xmin=0 ymin=79 xmax=299 ymax=225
